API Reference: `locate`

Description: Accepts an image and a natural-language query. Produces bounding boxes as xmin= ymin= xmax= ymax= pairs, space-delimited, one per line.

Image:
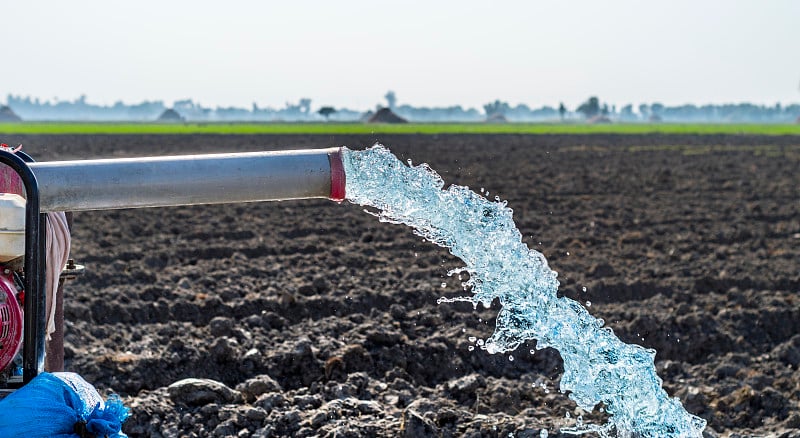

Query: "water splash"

xmin=342 ymin=145 xmax=706 ymax=437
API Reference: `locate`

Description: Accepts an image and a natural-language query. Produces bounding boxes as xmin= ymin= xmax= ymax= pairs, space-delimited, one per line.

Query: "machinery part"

xmin=0 ymin=150 xmax=46 ymax=386
xmin=0 ymin=271 xmax=23 ymax=377
xmin=60 ymin=259 xmax=85 ymax=281
xmin=29 ymin=147 xmax=347 ymax=212
xmin=0 ymin=194 xmax=25 ymax=262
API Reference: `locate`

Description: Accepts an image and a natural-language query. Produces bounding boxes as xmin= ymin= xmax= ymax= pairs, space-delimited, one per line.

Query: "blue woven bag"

xmin=0 ymin=372 xmax=129 ymax=437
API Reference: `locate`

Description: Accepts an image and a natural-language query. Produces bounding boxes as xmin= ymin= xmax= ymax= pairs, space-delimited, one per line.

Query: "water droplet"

xmin=468 ymin=346 xmax=474 ymax=351
xmin=441 ymin=282 xmax=447 ymax=288
xmin=508 ymin=355 xmax=514 ymax=362
xmin=540 ymin=430 xmax=549 ymax=438
xmin=585 ymin=300 xmax=592 ymax=307
xmin=529 ymin=349 xmax=535 ymax=355
xmin=581 ymin=286 xmax=587 ymax=293
xmin=468 ymin=336 xmax=477 ymax=343
xmin=566 ymin=251 xmax=570 ymax=256
xmin=476 ymin=339 xmax=485 ymax=346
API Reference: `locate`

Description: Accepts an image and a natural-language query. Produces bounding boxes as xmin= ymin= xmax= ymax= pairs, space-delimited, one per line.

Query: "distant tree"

xmin=638 ymin=104 xmax=649 ymax=120
xmin=558 ymin=102 xmax=566 ymax=120
xmin=576 ymin=96 xmax=600 ymax=118
xmin=601 ymin=103 xmax=609 ymax=116
xmin=318 ymin=106 xmax=336 ymax=120
xmin=483 ymin=100 xmax=510 ymax=117
xmin=650 ymin=103 xmax=664 ymax=117
xmin=385 ymin=91 xmax=397 ymax=109
xmin=299 ymin=98 xmax=312 ymax=114
xmin=620 ymin=104 xmax=635 ymax=120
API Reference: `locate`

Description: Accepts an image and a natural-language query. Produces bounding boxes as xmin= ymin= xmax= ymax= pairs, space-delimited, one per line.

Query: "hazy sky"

xmin=2 ymin=0 xmax=799 ymax=110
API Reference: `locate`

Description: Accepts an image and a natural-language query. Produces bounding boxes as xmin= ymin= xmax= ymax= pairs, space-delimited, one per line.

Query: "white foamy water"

xmin=342 ymin=145 xmax=706 ymax=437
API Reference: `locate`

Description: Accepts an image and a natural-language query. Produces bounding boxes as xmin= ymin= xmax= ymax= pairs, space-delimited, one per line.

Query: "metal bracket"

xmin=60 ymin=258 xmax=85 ymax=281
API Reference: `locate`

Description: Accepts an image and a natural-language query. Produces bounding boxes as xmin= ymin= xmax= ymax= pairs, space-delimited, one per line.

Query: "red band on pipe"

xmin=328 ymin=148 xmax=346 ymax=202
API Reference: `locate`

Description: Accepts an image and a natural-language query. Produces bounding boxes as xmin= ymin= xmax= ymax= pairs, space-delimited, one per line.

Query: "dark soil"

xmin=6 ymin=133 xmax=799 ymax=437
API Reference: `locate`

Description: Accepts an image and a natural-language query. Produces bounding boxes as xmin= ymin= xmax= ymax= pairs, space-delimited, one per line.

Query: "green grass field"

xmin=1 ymin=122 xmax=799 ymax=135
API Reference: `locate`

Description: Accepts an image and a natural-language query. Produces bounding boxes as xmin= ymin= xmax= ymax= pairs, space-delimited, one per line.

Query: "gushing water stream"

xmin=342 ymin=145 xmax=706 ymax=437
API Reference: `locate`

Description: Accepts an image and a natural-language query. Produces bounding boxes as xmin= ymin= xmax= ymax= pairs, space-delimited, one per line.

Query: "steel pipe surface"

xmin=29 ymin=147 xmax=345 ymax=212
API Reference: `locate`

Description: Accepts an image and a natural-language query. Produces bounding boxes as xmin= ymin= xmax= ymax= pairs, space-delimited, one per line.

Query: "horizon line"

xmin=4 ymin=93 xmax=799 ymax=113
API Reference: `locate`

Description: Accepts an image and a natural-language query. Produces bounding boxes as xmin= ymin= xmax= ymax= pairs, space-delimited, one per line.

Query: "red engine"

xmin=0 ymin=271 xmax=23 ymax=375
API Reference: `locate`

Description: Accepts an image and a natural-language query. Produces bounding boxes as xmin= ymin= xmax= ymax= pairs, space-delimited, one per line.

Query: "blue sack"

xmin=0 ymin=372 xmax=129 ymax=438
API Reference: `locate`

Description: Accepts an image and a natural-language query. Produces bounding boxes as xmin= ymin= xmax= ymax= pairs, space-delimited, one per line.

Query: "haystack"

xmin=588 ymin=115 xmax=612 ymax=124
xmin=157 ymin=108 xmax=184 ymax=122
xmin=367 ymin=108 xmax=407 ymax=124
xmin=0 ymin=106 xmax=21 ymax=122
xmin=485 ymin=113 xmax=508 ymax=123
xmin=359 ymin=110 xmax=374 ymax=122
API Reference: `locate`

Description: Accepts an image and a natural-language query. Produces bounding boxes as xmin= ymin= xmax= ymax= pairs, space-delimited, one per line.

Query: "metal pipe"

xmin=28 ymin=147 xmax=346 ymax=212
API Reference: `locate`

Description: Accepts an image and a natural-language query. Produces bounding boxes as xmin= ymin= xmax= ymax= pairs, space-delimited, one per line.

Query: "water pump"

xmin=0 ymin=146 xmax=346 ymax=393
